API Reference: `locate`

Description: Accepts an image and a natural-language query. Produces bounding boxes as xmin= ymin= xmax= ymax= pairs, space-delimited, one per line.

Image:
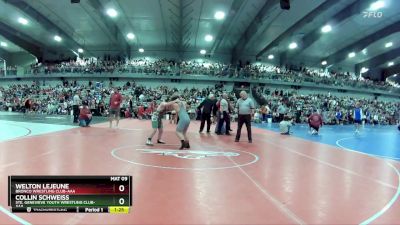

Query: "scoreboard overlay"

xmin=8 ymin=176 xmax=132 ymax=213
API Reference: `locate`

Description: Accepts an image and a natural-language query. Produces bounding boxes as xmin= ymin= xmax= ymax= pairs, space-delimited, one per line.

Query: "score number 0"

xmin=118 ymin=184 xmax=126 ymax=205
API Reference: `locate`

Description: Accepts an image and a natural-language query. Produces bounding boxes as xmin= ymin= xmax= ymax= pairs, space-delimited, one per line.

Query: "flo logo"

xmin=138 ymin=149 xmax=240 ymax=159
xmin=362 ymin=11 xmax=383 ymax=18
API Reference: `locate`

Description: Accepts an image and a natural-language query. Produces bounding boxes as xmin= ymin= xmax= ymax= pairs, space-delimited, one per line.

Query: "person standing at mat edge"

xmin=109 ymin=88 xmax=122 ymax=128
xmin=235 ymin=91 xmax=255 ymax=143
xmin=72 ymin=91 xmax=81 ymax=123
xmin=354 ymin=101 xmax=363 ymax=134
xmin=277 ymin=102 xmax=287 ymax=122
xmin=216 ymin=93 xmax=231 ymax=135
xmin=197 ymin=93 xmax=217 ymax=133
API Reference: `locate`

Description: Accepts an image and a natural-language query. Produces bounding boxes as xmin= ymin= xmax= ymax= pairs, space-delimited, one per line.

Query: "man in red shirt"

xmin=109 ymin=88 xmax=122 ymax=128
xmin=79 ymin=101 xmax=92 ymax=127
xmin=308 ymin=109 xmax=323 ymax=135
xmin=137 ymin=105 xmax=145 ymax=120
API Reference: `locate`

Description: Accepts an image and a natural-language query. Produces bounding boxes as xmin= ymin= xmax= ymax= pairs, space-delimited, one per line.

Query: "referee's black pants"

xmin=199 ymin=112 xmax=211 ymax=132
xmin=72 ymin=105 xmax=79 ymax=123
xmin=278 ymin=113 xmax=284 ymax=122
xmin=235 ymin=114 xmax=252 ymax=141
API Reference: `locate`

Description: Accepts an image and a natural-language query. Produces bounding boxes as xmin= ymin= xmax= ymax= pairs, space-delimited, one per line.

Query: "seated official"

xmin=279 ymin=115 xmax=294 ymax=135
xmin=79 ymin=101 xmax=92 ymax=127
xmin=124 ymin=107 xmax=132 ymax=118
xmin=308 ymin=110 xmax=323 ymax=135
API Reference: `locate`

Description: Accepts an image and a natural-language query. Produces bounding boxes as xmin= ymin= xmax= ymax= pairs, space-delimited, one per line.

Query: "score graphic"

xmin=8 ymin=176 xmax=132 ymax=213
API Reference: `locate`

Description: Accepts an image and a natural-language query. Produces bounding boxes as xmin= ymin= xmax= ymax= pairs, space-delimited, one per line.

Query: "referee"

xmin=197 ymin=93 xmax=217 ymax=133
xmin=235 ymin=91 xmax=255 ymax=143
xmin=72 ymin=91 xmax=81 ymax=123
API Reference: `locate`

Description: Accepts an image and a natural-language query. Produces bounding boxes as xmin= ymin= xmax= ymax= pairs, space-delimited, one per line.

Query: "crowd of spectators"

xmin=0 ymin=81 xmax=235 ymax=120
xmin=252 ymin=86 xmax=400 ymax=125
xmin=0 ymin=79 xmax=398 ymax=126
xmin=24 ymin=58 xmax=399 ymax=93
xmin=28 ymin=60 xmax=126 ymax=75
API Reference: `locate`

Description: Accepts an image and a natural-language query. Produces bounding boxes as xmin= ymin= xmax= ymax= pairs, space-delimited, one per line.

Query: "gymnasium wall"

xmin=0 ymin=49 xmax=10 ymax=63
xmin=7 ymin=52 xmax=37 ymax=67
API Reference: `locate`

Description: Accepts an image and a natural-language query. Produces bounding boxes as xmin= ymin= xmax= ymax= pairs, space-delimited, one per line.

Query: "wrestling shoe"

xmin=184 ymin=141 xmax=190 ymax=148
xmin=146 ymin=139 xmax=154 ymax=146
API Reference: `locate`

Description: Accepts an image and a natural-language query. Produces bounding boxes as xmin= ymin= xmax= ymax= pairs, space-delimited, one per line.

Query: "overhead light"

xmin=54 ymin=35 xmax=62 ymax=42
xmin=106 ymin=8 xmax=118 ymax=17
xmin=388 ymin=61 xmax=394 ymax=67
xmin=370 ymin=0 xmax=385 ymax=11
xmin=360 ymin=67 xmax=369 ymax=73
xmin=200 ymin=49 xmax=206 ymax=55
xmin=78 ymin=48 xmax=84 ymax=53
xmin=205 ymin=34 xmax=213 ymax=42
xmin=321 ymin=60 xmax=327 ymax=65
xmin=214 ymin=11 xmax=225 ymax=20
xmin=18 ymin=17 xmax=28 ymax=25
xmin=0 ymin=42 xmax=7 ymax=47
xmin=127 ymin=33 xmax=135 ymax=39
xmin=385 ymin=42 xmax=393 ymax=48
xmin=288 ymin=42 xmax=297 ymax=49
xmin=348 ymin=52 xmax=356 ymax=58
xmin=362 ymin=48 xmax=367 ymax=55
xmin=268 ymin=54 xmax=274 ymax=59
xmin=321 ymin=25 xmax=332 ymax=33
xmin=138 ymin=48 xmax=144 ymax=53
